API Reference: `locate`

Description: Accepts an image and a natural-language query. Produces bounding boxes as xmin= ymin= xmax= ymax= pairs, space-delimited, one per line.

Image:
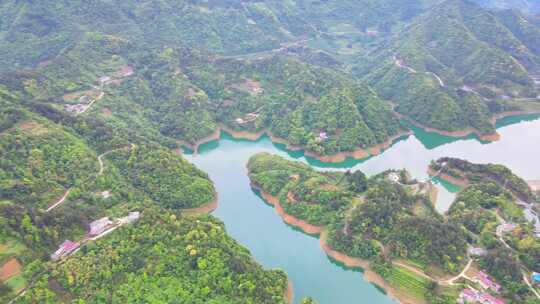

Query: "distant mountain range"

xmin=355 ymin=0 xmax=540 ymax=134
xmin=476 ymin=0 xmax=540 ymax=15
xmin=0 ymin=0 xmax=539 ymax=137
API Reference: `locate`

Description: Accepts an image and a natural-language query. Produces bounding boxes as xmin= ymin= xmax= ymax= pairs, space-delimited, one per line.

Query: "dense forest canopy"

xmin=1 ymin=0 xmax=540 ymax=303
xmin=248 ymin=153 xmax=540 ymax=303
xmin=434 ymin=157 xmax=540 ymax=303
xmin=248 ymin=153 xmax=466 ymax=271
xmin=16 ymin=210 xmax=290 ymax=304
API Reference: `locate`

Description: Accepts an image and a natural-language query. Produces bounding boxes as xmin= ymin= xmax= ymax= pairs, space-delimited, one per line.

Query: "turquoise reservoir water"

xmin=184 ymin=114 xmax=540 ymax=303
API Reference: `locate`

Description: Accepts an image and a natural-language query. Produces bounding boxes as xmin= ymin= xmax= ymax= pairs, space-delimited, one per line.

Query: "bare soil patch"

xmin=230 ymin=79 xmax=263 ymax=95
xmin=100 ymin=107 xmax=113 ymax=117
xmin=17 ymin=121 xmax=48 ymax=135
xmin=0 ymin=258 xmax=22 ymax=282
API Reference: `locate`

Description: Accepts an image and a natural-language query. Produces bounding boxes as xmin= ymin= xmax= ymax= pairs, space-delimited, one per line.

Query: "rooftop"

xmin=475 ymin=271 xmax=501 ymax=292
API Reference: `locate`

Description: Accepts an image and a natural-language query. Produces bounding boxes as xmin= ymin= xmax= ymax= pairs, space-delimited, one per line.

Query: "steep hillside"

xmin=0 ymin=75 xmax=217 ymax=301
xmin=16 ymin=211 xmax=290 ymax=304
xmin=475 ymin=0 xmax=540 ymax=15
xmin=0 ymin=31 xmax=405 ymax=160
xmin=185 ymin=54 xmax=404 ymax=157
xmin=0 ymin=0 xmax=308 ymax=70
xmin=355 ymin=0 xmax=540 ymax=137
xmin=0 ymin=0 xmax=447 ymax=71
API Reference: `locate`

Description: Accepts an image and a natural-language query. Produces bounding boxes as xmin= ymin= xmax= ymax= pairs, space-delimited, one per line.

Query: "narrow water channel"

xmin=184 ymin=114 xmax=540 ymax=304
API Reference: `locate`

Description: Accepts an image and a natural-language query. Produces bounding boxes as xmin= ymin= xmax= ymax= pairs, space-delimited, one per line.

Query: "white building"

xmin=89 ymin=217 xmax=113 ymax=236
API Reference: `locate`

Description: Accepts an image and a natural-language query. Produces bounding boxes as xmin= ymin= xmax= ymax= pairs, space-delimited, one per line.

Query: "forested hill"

xmin=432 ymin=157 xmax=540 ymax=303
xmin=0 ymin=54 xmax=301 ymax=302
xmin=0 ymin=0 xmax=438 ymax=71
xmin=1 ymin=0 xmax=540 ymax=140
xmin=248 ymin=153 xmax=540 ymax=303
xmin=0 ymin=30 xmax=404 ymax=157
xmin=16 ymin=210 xmax=290 ymax=304
xmin=476 ymin=0 xmax=540 ymax=15
xmin=355 ymin=0 xmax=540 ymax=135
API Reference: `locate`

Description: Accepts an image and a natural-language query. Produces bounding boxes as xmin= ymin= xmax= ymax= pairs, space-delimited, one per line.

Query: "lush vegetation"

xmin=1 ymin=1 xmax=540 ymax=303
xmin=436 ymin=157 xmax=539 ymax=303
xmin=16 ymin=209 xmax=290 ymax=303
xmin=186 ymin=55 xmax=404 ymax=156
xmin=331 ymin=176 xmax=466 ymax=273
xmin=0 ymin=114 xmax=96 ymax=209
xmin=248 ymin=153 xmax=352 ymax=226
xmin=248 ymin=153 xmax=465 ymax=302
xmin=432 ymin=157 xmax=535 ymax=201
xmin=249 ymin=154 xmax=540 ymax=303
xmin=109 ymin=145 xmax=215 ymax=209
xmin=0 ymin=83 xmax=217 ymax=301
xmin=355 ymin=0 xmax=540 ymax=135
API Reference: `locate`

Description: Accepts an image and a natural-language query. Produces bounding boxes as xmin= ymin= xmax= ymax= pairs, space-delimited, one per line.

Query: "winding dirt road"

xmin=45 ymin=144 xmax=135 ymax=212
xmin=76 ymin=91 xmax=105 ymax=116
xmin=45 ymin=189 xmax=72 ymax=212
xmin=393 ymin=55 xmax=445 ymax=87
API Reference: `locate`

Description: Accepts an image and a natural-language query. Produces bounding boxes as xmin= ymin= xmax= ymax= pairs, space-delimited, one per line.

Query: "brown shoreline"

xmin=284 ymin=278 xmax=294 ymax=304
xmin=251 ymin=183 xmax=325 ymax=235
xmin=219 ymin=124 xmax=310 ymax=152
xmin=181 ymin=197 xmax=218 ymax=216
xmin=319 ymin=231 xmax=425 ymax=304
xmin=427 ymin=167 xmax=469 ymax=187
xmin=489 ymin=110 xmax=540 ymax=123
xmin=304 ymin=131 xmax=413 ymax=163
xmin=251 ymin=182 xmax=427 ymax=304
xmin=221 ymin=123 xmax=412 ymax=163
xmin=394 ymin=111 xmax=500 ymax=142
xmin=180 ymin=122 xmax=411 ymax=163
xmin=396 ymin=110 xmax=540 ymax=142
xmin=180 ymin=110 xmax=539 ymax=160
xmin=177 ymin=128 xmax=222 ymax=155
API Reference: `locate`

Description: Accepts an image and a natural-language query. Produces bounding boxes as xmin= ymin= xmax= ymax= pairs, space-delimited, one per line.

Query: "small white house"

xmin=388 ymin=172 xmax=400 ymax=183
xmin=126 ymin=211 xmax=140 ymax=223
xmin=99 ymin=76 xmax=111 ymax=85
xmin=51 ymin=240 xmax=80 ymax=261
xmin=89 ymin=217 xmax=113 ymax=236
xmin=468 ymin=247 xmax=487 ymax=256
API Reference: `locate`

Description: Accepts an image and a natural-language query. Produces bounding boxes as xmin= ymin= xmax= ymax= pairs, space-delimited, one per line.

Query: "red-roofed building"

xmin=51 ymin=240 xmax=80 ymax=261
xmin=474 ymin=271 xmax=501 ymax=293
xmin=458 ymin=288 xmax=505 ymax=304
xmin=458 ymin=288 xmax=479 ymax=303
xmin=117 ymin=65 xmax=134 ymax=78
xmin=479 ymin=293 xmax=505 ymax=304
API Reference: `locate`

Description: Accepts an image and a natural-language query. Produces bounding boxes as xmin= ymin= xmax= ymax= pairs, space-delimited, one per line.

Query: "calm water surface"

xmin=184 ymin=114 xmax=540 ymax=304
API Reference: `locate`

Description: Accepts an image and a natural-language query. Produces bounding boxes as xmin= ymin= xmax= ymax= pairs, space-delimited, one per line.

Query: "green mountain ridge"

xmin=1 ymin=1 xmax=540 ymax=303
xmin=355 ymin=0 xmax=540 ymax=134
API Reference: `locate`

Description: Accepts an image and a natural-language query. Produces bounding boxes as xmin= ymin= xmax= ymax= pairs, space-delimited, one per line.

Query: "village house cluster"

xmin=458 ymin=288 xmax=504 ymax=304
xmin=51 ymin=212 xmax=140 ymax=261
xmin=64 ymin=65 xmax=134 ymax=115
xmin=387 ymin=172 xmax=400 ymax=183
xmin=473 ymin=271 xmax=501 ymax=293
xmin=99 ymin=65 xmax=135 ymax=87
xmin=457 ymin=271 xmax=505 ymax=304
